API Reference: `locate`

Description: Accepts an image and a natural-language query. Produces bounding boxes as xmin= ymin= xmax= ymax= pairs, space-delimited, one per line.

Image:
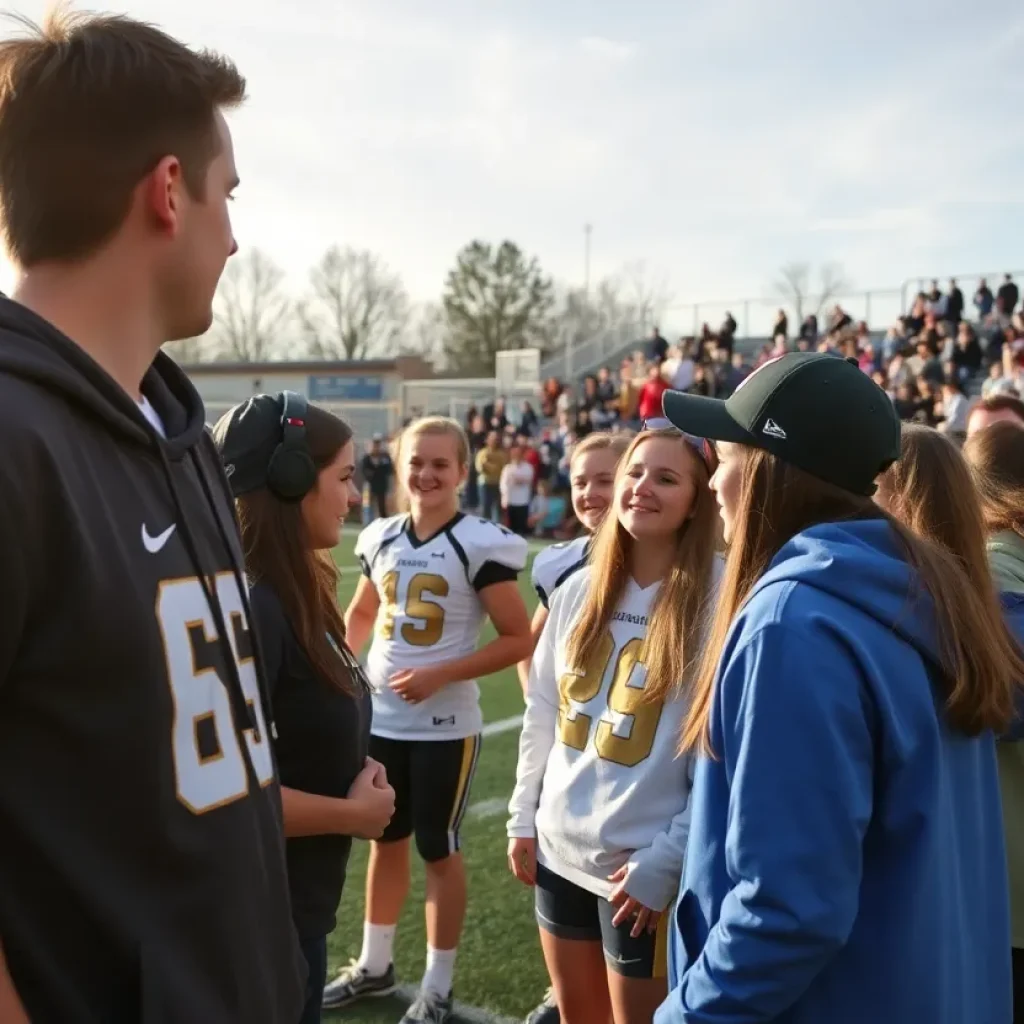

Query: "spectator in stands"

xmin=907 ymin=337 xmax=944 ymax=386
xmin=773 ymin=309 xmax=788 ymax=340
xmin=799 ymin=314 xmax=819 ymax=346
xmin=947 ymin=278 xmax=964 ymax=324
xmin=926 ymin=280 xmax=947 ymax=320
xmin=484 ymin=396 xmax=509 ymax=433
xmin=894 ymin=381 xmax=917 ymax=421
xmin=997 ymin=274 xmax=1020 ymax=322
xmin=527 ymin=479 xmax=552 ymax=537
xmin=976 ymin=278 xmax=995 ymax=320
xmin=982 ymin=360 xmax=1018 ymax=399
xmin=953 ymin=323 xmax=983 ymax=380
xmin=519 ymin=400 xmax=539 ymax=437
xmin=638 ymin=362 xmax=669 ymax=423
xmin=360 ymin=434 xmax=394 ymax=523
xmin=905 ymin=293 xmax=927 ymax=336
xmin=618 ymin=363 xmax=640 ymax=428
xmin=937 ymin=376 xmax=969 ymax=440
xmin=829 ymin=304 xmax=853 ymax=334
xmin=541 ymin=378 xmax=562 ymax=419
xmin=648 ymin=325 xmax=669 ymax=364
xmin=688 ymin=363 xmax=713 ymax=397
xmin=596 ymin=366 xmax=616 ymax=404
xmin=666 ymin=339 xmax=696 ymax=392
xmin=475 ymin=431 xmax=508 ymax=521
xmin=519 ymin=431 xmax=542 ymax=484
xmin=556 ymin=386 xmax=573 ymax=418
xmin=500 ymin=443 xmax=535 ymax=535
xmin=913 ymin=377 xmax=940 ymax=426
xmin=968 ymin=393 xmax=1024 ymax=437
xmin=887 ymin=350 xmax=912 ymax=390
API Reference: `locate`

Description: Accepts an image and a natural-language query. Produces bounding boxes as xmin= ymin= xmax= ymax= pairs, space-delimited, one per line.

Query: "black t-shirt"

xmin=249 ymin=583 xmax=372 ymax=940
xmin=361 ymin=452 xmax=394 ymax=495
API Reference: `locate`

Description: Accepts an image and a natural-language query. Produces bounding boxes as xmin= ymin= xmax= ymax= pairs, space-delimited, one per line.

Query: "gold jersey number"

xmin=557 ymin=634 xmax=664 ymax=768
xmin=379 ymin=571 xmax=449 ymax=647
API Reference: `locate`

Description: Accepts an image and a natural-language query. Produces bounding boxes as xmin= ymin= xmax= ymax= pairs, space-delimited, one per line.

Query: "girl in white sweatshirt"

xmin=507 ymin=427 xmax=721 ymax=1024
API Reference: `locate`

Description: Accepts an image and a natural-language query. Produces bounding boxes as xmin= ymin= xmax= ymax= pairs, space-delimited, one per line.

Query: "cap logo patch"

xmin=763 ymin=418 xmax=787 ymax=440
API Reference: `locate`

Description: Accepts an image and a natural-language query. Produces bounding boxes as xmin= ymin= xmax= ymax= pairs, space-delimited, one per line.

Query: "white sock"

xmin=421 ymin=946 xmax=457 ymax=999
xmin=357 ymin=922 xmax=396 ymax=975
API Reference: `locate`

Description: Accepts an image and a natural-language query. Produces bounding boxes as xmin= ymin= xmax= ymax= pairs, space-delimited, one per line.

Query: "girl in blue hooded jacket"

xmin=658 ymin=353 xmax=1024 ymax=1024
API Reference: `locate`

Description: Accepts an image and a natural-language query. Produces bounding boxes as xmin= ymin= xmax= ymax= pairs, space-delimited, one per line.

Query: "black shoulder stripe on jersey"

xmin=445 ymin=526 xmax=471 ymax=581
xmin=367 ymin=525 xmax=402 ymax=573
xmin=535 ymin=583 xmax=550 ymax=610
xmin=552 ymin=556 xmax=588 ymax=597
xmin=473 ymin=560 xmax=519 ymax=592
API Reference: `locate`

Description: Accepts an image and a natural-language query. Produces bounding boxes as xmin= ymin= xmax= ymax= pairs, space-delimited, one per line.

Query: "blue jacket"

xmin=656 ymin=519 xmax=1011 ymax=1024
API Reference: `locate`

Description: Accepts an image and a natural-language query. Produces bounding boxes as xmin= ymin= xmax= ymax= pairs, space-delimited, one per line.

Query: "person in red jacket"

xmin=638 ymin=363 xmax=669 ymax=422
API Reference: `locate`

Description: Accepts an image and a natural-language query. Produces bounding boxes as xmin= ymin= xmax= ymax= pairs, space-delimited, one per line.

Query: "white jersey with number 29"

xmin=508 ymin=559 xmax=722 ymax=913
xmin=356 ymin=513 xmax=528 ymax=741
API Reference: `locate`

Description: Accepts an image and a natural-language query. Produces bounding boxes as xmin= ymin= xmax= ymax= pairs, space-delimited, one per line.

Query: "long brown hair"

xmin=963 ymin=421 xmax=1024 ymax=539
xmin=681 ymin=444 xmax=1023 ymax=755
xmin=565 ymin=428 xmax=718 ymax=704
xmin=235 ymin=404 xmax=359 ymax=695
xmin=876 ymin=424 xmax=993 ymax=594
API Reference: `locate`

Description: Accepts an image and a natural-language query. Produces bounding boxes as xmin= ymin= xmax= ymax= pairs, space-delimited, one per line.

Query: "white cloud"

xmin=579 ymin=36 xmax=637 ymax=63
xmin=0 ymin=0 xmax=1021 ymax=310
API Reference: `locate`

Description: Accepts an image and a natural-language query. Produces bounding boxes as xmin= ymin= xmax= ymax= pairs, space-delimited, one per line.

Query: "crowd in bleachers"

xmin=358 ymin=274 xmax=1024 ymax=537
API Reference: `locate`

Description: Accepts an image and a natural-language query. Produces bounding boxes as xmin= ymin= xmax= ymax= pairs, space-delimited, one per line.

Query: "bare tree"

xmin=616 ymin=260 xmax=675 ymax=330
xmin=404 ymin=302 xmax=448 ymax=365
xmin=299 ymin=246 xmax=410 ymax=361
xmin=549 ymin=276 xmax=638 ymax=367
xmin=774 ymin=261 xmax=850 ymax=328
xmin=210 ymin=249 xmax=292 ymax=362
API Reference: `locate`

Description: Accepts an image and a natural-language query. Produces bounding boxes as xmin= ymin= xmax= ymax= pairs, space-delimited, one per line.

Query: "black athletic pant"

xmin=1013 ymin=947 xmax=1024 ymax=1023
xmin=507 ymin=504 xmax=530 ymax=535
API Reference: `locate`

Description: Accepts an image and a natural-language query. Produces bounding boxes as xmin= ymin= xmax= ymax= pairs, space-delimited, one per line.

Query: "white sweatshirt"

xmin=508 ymin=564 xmax=716 ymax=912
xmin=500 ymin=461 xmax=534 ymax=507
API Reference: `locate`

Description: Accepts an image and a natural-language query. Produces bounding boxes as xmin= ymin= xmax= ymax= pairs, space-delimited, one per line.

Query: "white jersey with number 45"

xmin=356 ymin=513 xmax=528 ymax=741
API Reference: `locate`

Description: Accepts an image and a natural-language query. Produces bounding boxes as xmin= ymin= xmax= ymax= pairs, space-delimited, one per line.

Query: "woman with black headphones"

xmin=213 ymin=393 xmax=396 ymax=1024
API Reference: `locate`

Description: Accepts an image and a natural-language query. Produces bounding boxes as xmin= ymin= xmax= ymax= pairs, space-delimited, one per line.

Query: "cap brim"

xmin=662 ymin=389 xmax=754 ymax=444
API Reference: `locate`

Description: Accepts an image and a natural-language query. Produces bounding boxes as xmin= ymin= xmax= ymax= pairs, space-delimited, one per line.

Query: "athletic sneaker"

xmin=400 ymin=988 xmax=453 ymax=1023
xmin=320 ymin=960 xmax=396 ymax=1009
xmin=524 ymin=988 xmax=560 ymax=1024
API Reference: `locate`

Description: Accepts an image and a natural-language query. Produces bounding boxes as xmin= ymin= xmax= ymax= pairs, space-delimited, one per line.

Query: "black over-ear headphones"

xmin=266 ymin=391 xmax=318 ymax=500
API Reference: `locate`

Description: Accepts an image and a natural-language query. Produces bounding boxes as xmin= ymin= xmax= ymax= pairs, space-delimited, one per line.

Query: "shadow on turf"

xmin=323 ymin=986 xmax=519 ymax=1024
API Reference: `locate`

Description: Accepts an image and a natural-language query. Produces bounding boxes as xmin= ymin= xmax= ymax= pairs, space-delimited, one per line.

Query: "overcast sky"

xmin=2 ymin=0 xmax=1022 ymax=330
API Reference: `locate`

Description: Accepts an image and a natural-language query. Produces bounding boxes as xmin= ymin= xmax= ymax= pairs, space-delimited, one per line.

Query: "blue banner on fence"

xmin=307 ymin=375 xmax=384 ymax=401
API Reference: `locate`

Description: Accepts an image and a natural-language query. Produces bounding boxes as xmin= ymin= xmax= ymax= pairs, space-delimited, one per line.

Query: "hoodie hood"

xmin=751 ymin=517 xmax=944 ymax=671
xmin=0 ymin=296 xmax=207 ymax=460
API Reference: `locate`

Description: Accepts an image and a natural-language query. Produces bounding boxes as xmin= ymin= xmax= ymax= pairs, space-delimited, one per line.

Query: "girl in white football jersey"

xmin=508 ymin=427 xmax=720 ymax=1024
xmin=517 ymin=432 xmax=632 ymax=695
xmin=325 ymin=417 xmax=532 ymax=1024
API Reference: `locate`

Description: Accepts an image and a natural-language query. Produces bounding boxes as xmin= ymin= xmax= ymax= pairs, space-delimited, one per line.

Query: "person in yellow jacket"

xmin=475 ymin=431 xmax=509 ymax=522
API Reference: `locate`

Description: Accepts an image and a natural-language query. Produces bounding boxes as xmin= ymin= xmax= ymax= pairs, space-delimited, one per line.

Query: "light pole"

xmin=584 ymin=223 xmax=592 ymax=299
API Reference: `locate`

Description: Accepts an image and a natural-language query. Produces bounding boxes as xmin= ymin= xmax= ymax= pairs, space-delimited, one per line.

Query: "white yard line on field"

xmin=481 ymin=714 xmax=523 ymax=737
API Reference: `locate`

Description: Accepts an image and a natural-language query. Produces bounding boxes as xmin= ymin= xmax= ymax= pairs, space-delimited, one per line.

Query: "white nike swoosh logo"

xmin=142 ymin=523 xmax=177 ymax=553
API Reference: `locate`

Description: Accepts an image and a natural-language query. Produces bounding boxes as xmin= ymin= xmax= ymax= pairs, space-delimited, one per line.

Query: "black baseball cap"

xmin=662 ymin=352 xmax=901 ymax=496
xmin=212 ymin=394 xmax=288 ymax=497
